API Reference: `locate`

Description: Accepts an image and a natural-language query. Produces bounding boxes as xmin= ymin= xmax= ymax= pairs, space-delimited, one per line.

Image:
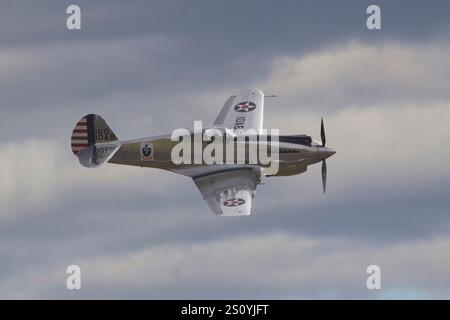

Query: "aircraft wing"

xmin=213 ymin=89 xmax=264 ymax=134
xmin=193 ymin=168 xmax=261 ymax=216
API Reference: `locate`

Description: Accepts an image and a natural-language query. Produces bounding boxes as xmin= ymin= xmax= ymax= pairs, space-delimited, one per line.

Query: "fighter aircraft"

xmin=70 ymin=89 xmax=336 ymax=216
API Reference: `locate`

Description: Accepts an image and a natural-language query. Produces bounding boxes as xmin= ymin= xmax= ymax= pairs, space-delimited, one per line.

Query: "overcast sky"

xmin=1 ymin=0 xmax=450 ymax=299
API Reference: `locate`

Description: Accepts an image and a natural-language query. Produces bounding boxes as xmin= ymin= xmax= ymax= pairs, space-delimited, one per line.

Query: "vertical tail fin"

xmin=71 ymin=114 xmax=118 ymax=155
xmin=71 ymin=114 xmax=119 ymax=167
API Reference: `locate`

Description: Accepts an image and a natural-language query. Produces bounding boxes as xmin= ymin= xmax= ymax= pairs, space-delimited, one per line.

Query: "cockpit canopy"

xmin=278 ymin=135 xmax=312 ymax=147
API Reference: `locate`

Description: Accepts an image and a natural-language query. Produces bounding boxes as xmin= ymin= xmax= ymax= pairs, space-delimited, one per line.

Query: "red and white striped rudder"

xmin=71 ymin=114 xmax=118 ymax=156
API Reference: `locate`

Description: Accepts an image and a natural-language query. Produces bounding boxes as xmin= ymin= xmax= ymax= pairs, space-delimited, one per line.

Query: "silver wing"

xmin=193 ymin=168 xmax=261 ymax=216
xmin=193 ymin=88 xmax=266 ymax=216
xmin=213 ymin=88 xmax=264 ymax=134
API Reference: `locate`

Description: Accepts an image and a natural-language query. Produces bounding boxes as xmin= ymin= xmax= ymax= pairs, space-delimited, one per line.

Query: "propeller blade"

xmin=321 ymin=160 xmax=327 ymax=194
xmin=321 ymin=118 xmax=326 ymax=147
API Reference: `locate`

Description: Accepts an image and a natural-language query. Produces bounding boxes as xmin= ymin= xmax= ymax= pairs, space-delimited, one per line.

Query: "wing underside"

xmin=193 ymin=168 xmax=261 ymax=216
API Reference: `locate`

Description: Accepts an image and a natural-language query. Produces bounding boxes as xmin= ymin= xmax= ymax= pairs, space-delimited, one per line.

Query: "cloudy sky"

xmin=1 ymin=0 xmax=450 ymax=299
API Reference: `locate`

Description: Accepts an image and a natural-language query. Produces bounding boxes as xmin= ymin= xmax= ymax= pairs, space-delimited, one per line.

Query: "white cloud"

xmin=0 ymin=139 xmax=181 ymax=221
xmin=261 ymin=41 xmax=450 ymax=109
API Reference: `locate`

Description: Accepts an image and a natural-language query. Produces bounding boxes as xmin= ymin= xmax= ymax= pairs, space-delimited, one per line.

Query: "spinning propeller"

xmin=321 ymin=118 xmax=328 ymax=194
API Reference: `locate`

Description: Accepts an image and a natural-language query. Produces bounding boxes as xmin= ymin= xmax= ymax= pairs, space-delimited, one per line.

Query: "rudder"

xmin=71 ymin=114 xmax=118 ymax=156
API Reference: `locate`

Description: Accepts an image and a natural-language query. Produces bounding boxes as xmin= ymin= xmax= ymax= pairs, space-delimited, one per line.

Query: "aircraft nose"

xmin=320 ymin=147 xmax=336 ymax=159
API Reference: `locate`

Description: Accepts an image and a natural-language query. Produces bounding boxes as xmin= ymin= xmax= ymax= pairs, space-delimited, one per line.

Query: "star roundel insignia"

xmin=234 ymin=101 xmax=256 ymax=112
xmin=223 ymin=198 xmax=246 ymax=207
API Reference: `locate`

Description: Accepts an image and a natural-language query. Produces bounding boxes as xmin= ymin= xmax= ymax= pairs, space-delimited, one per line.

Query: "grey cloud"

xmin=2 ymin=0 xmax=450 ymax=299
xmin=5 ymin=232 xmax=450 ymax=299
